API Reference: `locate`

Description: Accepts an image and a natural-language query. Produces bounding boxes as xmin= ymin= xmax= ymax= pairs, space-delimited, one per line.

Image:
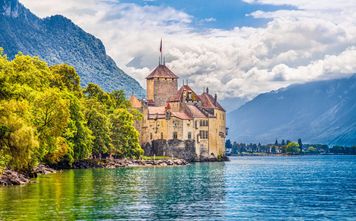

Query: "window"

xmin=150 ymin=133 xmax=153 ymax=140
xmin=188 ymin=132 xmax=192 ymax=140
xmin=199 ymin=130 xmax=208 ymax=139
xmin=161 ymin=132 xmax=163 ymax=139
xmin=200 ymin=120 xmax=209 ymax=127
xmin=195 ymin=120 xmax=198 ymax=129
xmin=173 ymin=132 xmax=178 ymax=139
xmin=188 ymin=91 xmax=192 ymax=100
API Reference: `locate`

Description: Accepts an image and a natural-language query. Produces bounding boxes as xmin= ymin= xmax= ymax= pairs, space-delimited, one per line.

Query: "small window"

xmin=199 ymin=130 xmax=208 ymax=139
xmin=173 ymin=132 xmax=178 ymax=139
xmin=161 ymin=132 xmax=163 ymax=139
xmin=150 ymin=133 xmax=153 ymax=140
xmin=188 ymin=132 xmax=192 ymax=140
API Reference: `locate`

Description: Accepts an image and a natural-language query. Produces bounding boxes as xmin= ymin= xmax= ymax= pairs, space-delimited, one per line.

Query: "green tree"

xmin=31 ymin=88 xmax=70 ymax=163
xmin=110 ymin=108 xmax=143 ymax=158
xmin=306 ymin=146 xmax=318 ymax=154
xmin=64 ymin=94 xmax=94 ymax=161
xmin=50 ymin=64 xmax=81 ymax=94
xmin=286 ymin=142 xmax=301 ymax=154
xmin=0 ymin=100 xmax=39 ymax=171
xmin=84 ymin=98 xmax=112 ymax=158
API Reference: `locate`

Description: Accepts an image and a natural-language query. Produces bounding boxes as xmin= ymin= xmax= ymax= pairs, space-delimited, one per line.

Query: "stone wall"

xmin=143 ymin=139 xmax=197 ymax=162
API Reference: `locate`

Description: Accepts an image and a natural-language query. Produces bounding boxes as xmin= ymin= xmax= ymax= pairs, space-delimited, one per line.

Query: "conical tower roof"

xmin=146 ymin=64 xmax=179 ymax=79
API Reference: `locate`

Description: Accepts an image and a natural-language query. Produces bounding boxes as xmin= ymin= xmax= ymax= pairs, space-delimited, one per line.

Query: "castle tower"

xmin=146 ymin=64 xmax=178 ymax=106
xmin=146 ymin=39 xmax=178 ymax=106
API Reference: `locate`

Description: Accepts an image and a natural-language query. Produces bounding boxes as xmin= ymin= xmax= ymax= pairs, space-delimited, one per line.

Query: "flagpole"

xmin=160 ymin=38 xmax=163 ymax=65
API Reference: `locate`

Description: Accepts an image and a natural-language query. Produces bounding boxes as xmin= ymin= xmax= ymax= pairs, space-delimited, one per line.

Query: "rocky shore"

xmin=71 ymin=158 xmax=189 ymax=169
xmin=0 ymin=158 xmax=189 ymax=186
xmin=0 ymin=164 xmax=56 ymax=186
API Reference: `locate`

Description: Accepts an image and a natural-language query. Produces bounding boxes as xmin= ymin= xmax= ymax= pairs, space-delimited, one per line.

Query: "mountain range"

xmin=0 ymin=0 xmax=145 ymax=97
xmin=227 ymin=75 xmax=356 ymax=146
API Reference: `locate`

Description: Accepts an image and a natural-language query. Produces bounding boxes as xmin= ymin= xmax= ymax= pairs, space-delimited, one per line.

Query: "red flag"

xmin=160 ymin=38 xmax=162 ymax=53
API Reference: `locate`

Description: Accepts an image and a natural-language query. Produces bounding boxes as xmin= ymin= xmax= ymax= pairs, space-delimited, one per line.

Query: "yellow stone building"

xmin=131 ymin=61 xmax=227 ymax=161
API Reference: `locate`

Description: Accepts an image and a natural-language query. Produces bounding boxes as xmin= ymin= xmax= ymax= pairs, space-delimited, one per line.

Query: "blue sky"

xmin=119 ymin=0 xmax=293 ymax=29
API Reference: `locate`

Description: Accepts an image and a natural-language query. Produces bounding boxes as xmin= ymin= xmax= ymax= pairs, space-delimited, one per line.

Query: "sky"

xmin=19 ymin=0 xmax=356 ymax=100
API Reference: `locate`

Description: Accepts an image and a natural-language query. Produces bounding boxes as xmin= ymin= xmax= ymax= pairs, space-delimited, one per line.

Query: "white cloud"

xmin=19 ymin=0 xmax=356 ymax=100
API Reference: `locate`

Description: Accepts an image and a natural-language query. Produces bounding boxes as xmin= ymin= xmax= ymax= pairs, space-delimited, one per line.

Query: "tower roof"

xmin=199 ymin=92 xmax=225 ymax=112
xmin=146 ymin=64 xmax=179 ymax=79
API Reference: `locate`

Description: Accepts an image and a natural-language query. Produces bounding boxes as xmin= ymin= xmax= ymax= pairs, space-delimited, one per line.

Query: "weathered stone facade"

xmin=143 ymin=139 xmax=197 ymax=161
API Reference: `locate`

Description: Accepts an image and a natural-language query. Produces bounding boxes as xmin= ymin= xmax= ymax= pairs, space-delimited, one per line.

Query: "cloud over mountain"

xmin=20 ymin=0 xmax=356 ymax=99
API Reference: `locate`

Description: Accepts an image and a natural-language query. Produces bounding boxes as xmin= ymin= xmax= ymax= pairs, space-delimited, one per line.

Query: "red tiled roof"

xmin=168 ymin=85 xmax=201 ymax=102
xmin=146 ymin=64 xmax=179 ymax=79
xmin=171 ymin=111 xmax=192 ymax=120
xmin=199 ymin=93 xmax=225 ymax=112
xmin=186 ymin=104 xmax=207 ymax=118
xmin=129 ymin=95 xmax=142 ymax=108
xmin=147 ymin=106 xmax=166 ymax=119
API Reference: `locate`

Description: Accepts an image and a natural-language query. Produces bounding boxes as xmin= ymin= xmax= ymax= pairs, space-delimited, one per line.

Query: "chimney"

xmin=206 ymin=87 xmax=209 ymax=94
xmin=214 ymin=94 xmax=217 ymax=104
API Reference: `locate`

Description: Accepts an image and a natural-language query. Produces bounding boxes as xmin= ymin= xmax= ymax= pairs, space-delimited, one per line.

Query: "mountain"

xmin=220 ymin=97 xmax=248 ymax=113
xmin=227 ymin=75 xmax=356 ymax=146
xmin=0 ymin=0 xmax=145 ymax=97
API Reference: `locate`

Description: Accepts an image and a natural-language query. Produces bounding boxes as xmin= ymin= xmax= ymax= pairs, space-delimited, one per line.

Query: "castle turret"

xmin=146 ymin=39 xmax=179 ymax=106
xmin=146 ymin=64 xmax=178 ymax=106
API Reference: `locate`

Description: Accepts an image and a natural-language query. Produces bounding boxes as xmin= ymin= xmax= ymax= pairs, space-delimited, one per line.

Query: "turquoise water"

xmin=0 ymin=155 xmax=355 ymax=220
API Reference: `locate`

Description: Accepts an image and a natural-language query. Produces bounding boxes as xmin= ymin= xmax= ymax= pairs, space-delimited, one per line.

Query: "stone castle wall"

xmin=143 ymin=139 xmax=202 ymax=162
xmin=153 ymin=78 xmax=177 ymax=106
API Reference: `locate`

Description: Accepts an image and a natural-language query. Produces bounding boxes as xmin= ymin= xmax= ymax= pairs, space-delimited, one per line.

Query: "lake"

xmin=0 ymin=155 xmax=355 ymax=220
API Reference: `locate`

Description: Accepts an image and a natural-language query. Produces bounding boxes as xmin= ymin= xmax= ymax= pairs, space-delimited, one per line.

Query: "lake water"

xmin=0 ymin=155 xmax=355 ymax=220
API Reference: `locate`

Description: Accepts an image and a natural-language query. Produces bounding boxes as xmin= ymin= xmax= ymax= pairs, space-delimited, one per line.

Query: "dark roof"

xmin=146 ymin=64 xmax=179 ymax=79
xmin=199 ymin=93 xmax=225 ymax=112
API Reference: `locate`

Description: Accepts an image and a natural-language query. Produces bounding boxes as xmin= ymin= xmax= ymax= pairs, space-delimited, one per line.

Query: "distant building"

xmin=130 ymin=43 xmax=227 ymax=161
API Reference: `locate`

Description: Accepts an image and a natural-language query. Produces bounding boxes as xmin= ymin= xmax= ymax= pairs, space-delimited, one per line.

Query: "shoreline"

xmin=0 ymin=156 xmax=229 ymax=187
xmin=0 ymin=158 xmax=189 ymax=187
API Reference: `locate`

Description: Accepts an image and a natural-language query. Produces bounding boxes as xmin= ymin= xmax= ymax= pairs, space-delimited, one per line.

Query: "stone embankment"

xmin=72 ymin=158 xmax=189 ymax=169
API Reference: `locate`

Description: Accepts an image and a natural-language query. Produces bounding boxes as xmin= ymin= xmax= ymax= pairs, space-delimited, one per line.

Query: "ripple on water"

xmin=0 ymin=155 xmax=355 ymax=220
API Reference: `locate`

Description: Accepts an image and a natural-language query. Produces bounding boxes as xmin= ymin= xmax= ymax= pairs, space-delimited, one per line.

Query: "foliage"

xmin=110 ymin=108 xmax=143 ymax=158
xmin=0 ymin=51 xmax=143 ymax=172
xmin=225 ymin=139 xmax=232 ymax=149
xmin=285 ymin=142 xmax=301 ymax=154
xmin=306 ymin=146 xmax=318 ymax=154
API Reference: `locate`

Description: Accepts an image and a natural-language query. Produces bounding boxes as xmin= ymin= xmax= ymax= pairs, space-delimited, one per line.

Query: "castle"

xmin=130 ymin=44 xmax=227 ymax=161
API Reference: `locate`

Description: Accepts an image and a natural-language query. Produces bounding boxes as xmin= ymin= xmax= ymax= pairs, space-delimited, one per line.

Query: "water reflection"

xmin=0 ymin=162 xmax=227 ymax=220
xmin=1 ymin=156 xmax=355 ymax=220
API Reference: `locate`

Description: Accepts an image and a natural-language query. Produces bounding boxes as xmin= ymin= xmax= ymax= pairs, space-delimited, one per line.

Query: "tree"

xmin=83 ymin=98 xmax=112 ymax=158
xmin=31 ymin=89 xmax=71 ymax=163
xmin=225 ymin=139 xmax=232 ymax=149
xmin=281 ymin=139 xmax=286 ymax=146
xmin=110 ymin=108 xmax=143 ymax=158
xmin=64 ymin=94 xmax=93 ymax=162
xmin=286 ymin=142 xmax=301 ymax=154
xmin=275 ymin=139 xmax=279 ymax=146
xmin=306 ymin=146 xmax=318 ymax=154
xmin=50 ymin=64 xmax=81 ymax=94
xmin=298 ymin=138 xmax=303 ymax=152
xmin=0 ymin=100 xmax=39 ymax=172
